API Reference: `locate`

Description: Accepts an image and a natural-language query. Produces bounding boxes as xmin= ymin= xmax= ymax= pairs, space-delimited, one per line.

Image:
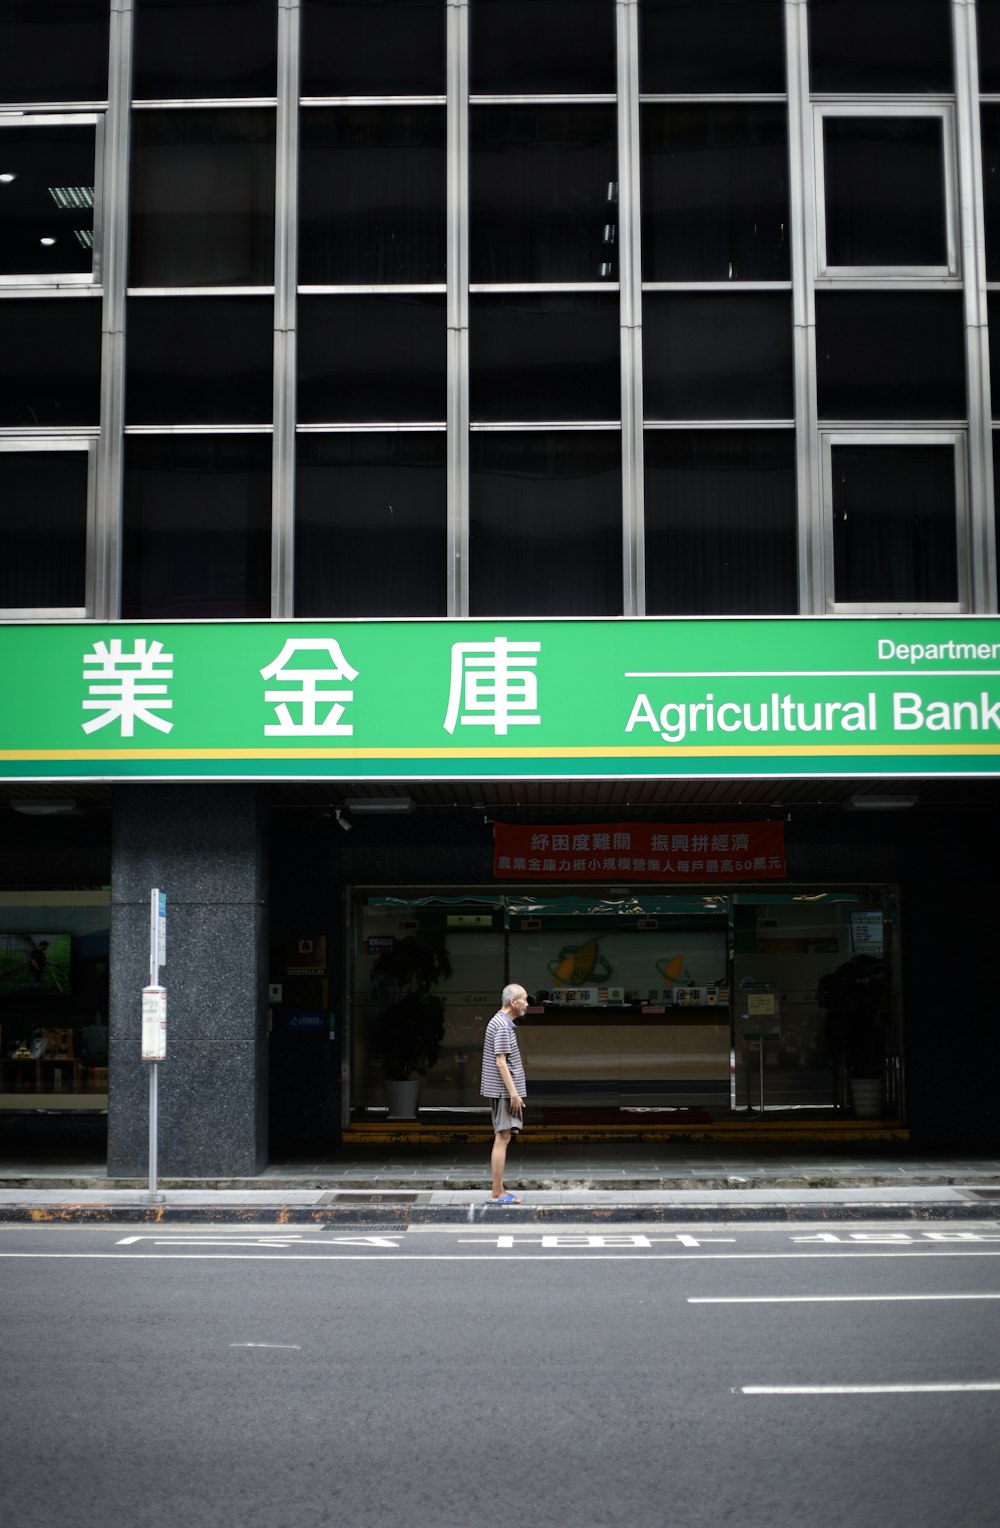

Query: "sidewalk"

xmin=2 ymin=1119 xmax=999 ymax=1224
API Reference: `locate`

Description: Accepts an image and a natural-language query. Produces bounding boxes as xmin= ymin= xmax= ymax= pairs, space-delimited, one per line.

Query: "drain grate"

xmin=319 ymin=1191 xmax=422 ymax=1204
xmin=315 ymin=1221 xmax=408 ymax=1233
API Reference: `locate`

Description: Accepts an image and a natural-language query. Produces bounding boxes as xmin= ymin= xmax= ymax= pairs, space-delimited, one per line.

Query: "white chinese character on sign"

xmin=82 ymin=639 xmax=174 ymax=736
xmin=443 ymin=637 xmax=541 ymax=737
xmin=260 ymin=638 xmax=359 ymax=736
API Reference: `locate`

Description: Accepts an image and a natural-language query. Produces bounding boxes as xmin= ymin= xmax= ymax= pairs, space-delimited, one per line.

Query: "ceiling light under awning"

xmin=345 ymin=796 xmax=414 ymax=814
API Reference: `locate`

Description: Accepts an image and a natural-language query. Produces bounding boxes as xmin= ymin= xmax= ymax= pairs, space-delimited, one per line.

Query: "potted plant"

xmin=368 ymin=936 xmax=452 ymax=1118
xmin=817 ymin=954 xmax=889 ymax=1118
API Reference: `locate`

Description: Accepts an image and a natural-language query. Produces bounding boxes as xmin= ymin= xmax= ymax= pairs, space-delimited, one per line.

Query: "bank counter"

xmin=518 ymin=995 xmax=731 ymax=1111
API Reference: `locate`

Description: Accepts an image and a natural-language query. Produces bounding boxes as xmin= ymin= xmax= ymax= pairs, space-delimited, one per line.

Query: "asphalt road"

xmin=2 ymin=1219 xmax=999 ymax=1528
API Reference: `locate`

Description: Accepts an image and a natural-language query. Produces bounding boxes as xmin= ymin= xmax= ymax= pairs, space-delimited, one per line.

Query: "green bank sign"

xmin=2 ymin=617 xmax=1000 ymax=782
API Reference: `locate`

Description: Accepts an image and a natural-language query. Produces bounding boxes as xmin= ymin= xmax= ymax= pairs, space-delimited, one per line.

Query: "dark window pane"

xmin=469 ymin=432 xmax=622 ymax=615
xmin=644 ymin=431 xmax=797 ymax=615
xmin=831 ymin=444 xmax=958 ymax=604
xmin=639 ymin=1 xmax=786 ymax=94
xmin=0 ymin=450 xmax=89 ymax=608
xmin=295 ymin=434 xmax=447 ymax=616
xmin=981 ymin=108 xmax=1000 ymax=282
xmin=299 ymin=108 xmax=446 ymax=284
xmin=471 ymin=1 xmax=616 ymax=94
xmin=808 ymin=0 xmax=953 ymax=93
xmin=0 ymin=299 xmax=101 ymax=426
xmin=126 ymin=297 xmax=273 ymax=425
xmin=823 ymin=117 xmax=948 ymax=268
xmin=471 ymin=294 xmax=620 ymax=422
xmin=130 ymin=109 xmax=275 ymax=286
xmin=122 ymin=436 xmax=272 ymax=618
xmin=133 ymin=0 xmax=277 ymax=100
xmin=0 ymin=123 xmax=95 ymax=277
xmin=817 ymin=293 xmax=965 ymax=421
xmin=298 ymin=295 xmax=446 ymax=422
xmin=979 ymin=0 xmax=1000 ymax=93
xmin=988 ymin=297 xmax=1000 ymax=401
xmin=301 ymin=1 xmax=445 ymax=96
xmin=0 ymin=2 xmax=108 ymax=104
xmin=471 ymin=106 xmax=618 ymax=283
xmin=641 ymin=105 xmax=789 ymax=282
xmin=644 ymin=294 xmax=793 ymax=420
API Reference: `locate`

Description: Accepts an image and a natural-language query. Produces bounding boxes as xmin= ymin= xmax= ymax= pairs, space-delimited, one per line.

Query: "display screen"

xmin=0 ymin=933 xmax=72 ymax=994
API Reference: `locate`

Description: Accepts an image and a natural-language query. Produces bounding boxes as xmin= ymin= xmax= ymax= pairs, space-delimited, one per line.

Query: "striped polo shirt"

xmin=480 ymin=1010 xmax=527 ymax=1099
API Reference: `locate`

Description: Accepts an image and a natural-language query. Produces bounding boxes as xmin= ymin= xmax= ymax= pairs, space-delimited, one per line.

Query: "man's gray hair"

xmin=502 ymin=983 xmax=524 ymax=1006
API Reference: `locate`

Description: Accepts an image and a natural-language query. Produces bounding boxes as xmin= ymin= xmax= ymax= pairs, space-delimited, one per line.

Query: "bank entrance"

xmin=345 ymin=882 xmax=900 ymax=1128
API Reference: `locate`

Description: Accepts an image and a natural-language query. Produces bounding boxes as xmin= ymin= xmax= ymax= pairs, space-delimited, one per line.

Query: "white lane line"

xmin=229 ymin=1343 xmax=301 ymax=1350
xmin=4 ymin=1250 xmax=1000 ymax=1263
xmin=740 ymin=1383 xmax=1000 ymax=1396
xmin=693 ymin=1293 xmax=1000 ymax=1304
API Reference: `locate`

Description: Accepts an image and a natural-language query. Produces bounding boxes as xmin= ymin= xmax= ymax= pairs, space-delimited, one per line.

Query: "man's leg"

xmin=490 ymin=1128 xmax=512 ymax=1198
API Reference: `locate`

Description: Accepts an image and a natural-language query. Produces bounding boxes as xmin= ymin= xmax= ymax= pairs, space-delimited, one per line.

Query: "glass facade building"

xmin=2 ymin=0 xmax=997 ymax=624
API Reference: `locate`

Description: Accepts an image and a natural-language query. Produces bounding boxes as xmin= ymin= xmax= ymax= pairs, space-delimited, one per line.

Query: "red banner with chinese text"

xmin=493 ymin=821 xmax=786 ymax=881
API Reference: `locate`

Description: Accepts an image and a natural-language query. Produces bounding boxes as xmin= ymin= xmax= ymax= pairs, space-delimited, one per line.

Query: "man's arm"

xmin=495 ymin=1053 xmax=523 ymax=1115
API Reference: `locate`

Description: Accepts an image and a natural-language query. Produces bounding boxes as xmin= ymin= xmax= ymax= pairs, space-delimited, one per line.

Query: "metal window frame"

xmin=0 ymin=436 xmax=97 ymax=619
xmin=813 ymin=102 xmax=960 ymax=281
xmin=0 ymin=112 xmax=104 ymax=290
xmin=820 ymin=428 xmax=970 ymax=614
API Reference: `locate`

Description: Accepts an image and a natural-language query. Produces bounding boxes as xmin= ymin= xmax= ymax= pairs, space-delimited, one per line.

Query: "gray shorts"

xmin=490 ymin=1095 xmax=525 ymax=1135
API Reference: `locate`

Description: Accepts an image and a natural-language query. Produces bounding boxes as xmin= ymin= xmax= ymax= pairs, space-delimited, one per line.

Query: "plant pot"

xmin=385 ymin=1079 xmax=420 ymax=1119
xmin=850 ymin=1077 xmax=882 ymax=1118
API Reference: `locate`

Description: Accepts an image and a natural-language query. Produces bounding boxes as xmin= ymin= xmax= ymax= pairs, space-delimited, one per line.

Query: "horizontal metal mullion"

xmin=300 ymin=96 xmax=446 ymax=108
xmin=0 ymin=107 xmax=103 ymax=119
xmin=0 ymin=434 xmax=96 ymax=448
xmin=130 ymin=98 xmax=278 ymax=110
xmin=298 ymin=284 xmax=447 ymax=295
xmin=814 ymin=274 xmax=963 ymax=287
xmin=642 ymin=281 xmax=793 ymax=292
xmin=0 ymin=281 xmax=101 ymax=296
xmin=643 ymin=419 xmax=796 ymax=430
xmin=469 ymin=420 xmax=621 ymax=431
xmin=124 ymin=424 xmax=274 ymax=434
xmin=470 ymin=94 xmax=616 ymax=106
xmin=296 ymin=421 xmax=447 ymax=432
xmin=469 ymin=283 xmax=619 ymax=294
xmin=639 ymin=94 xmax=787 ymax=105
xmin=126 ymin=287 xmax=276 ymax=298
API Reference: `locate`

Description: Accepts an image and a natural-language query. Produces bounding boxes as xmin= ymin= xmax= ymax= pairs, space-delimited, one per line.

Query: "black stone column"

xmin=107 ymin=785 xmax=268 ymax=1177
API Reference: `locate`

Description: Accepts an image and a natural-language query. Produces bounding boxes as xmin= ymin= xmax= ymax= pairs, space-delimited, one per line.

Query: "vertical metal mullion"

xmin=954 ymin=0 xmax=997 ymax=611
xmin=447 ymin=0 xmax=470 ymax=617
xmin=786 ymin=0 xmax=821 ymax=612
xmin=272 ymin=0 xmax=300 ymax=618
xmin=618 ymin=0 xmax=643 ymax=615
xmin=94 ymin=0 xmax=134 ymax=621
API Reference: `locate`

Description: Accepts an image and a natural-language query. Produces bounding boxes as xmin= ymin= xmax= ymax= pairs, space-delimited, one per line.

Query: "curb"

xmin=1 ymin=1198 xmax=997 ymax=1226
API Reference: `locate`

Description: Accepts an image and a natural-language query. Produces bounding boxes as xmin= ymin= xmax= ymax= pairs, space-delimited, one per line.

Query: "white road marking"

xmin=692 ymin=1293 xmax=1000 ymax=1304
xmin=229 ymin=1343 xmax=301 ymax=1350
xmin=114 ymin=1234 xmax=401 ymax=1249
xmin=739 ymin=1382 xmax=1000 ymax=1396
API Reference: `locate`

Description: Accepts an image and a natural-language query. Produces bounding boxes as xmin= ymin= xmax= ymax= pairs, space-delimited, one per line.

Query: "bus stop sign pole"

xmin=141 ymin=889 xmax=167 ymax=1203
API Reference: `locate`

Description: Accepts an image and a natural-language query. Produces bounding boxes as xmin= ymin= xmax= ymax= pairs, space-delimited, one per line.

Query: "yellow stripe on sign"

xmin=2 ymin=743 xmax=1000 ymax=762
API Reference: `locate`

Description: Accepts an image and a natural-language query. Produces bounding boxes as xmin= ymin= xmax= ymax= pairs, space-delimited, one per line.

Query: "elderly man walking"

xmin=480 ymin=982 xmax=529 ymax=1204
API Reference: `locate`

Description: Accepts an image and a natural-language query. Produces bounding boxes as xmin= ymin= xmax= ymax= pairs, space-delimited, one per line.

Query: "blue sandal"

xmin=490 ymin=1192 xmax=522 ymax=1205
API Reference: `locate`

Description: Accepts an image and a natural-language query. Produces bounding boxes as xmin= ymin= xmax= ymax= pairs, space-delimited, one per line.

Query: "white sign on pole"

xmin=150 ymin=887 xmax=167 ymax=984
xmin=141 ymin=985 xmax=167 ymax=1061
